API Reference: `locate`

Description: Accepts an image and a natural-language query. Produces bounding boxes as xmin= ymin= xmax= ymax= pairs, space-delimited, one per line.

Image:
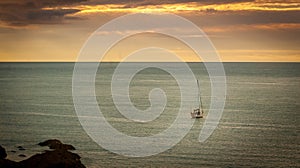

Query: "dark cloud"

xmin=0 ymin=0 xmax=85 ymax=27
xmin=0 ymin=0 xmax=296 ymax=28
xmin=0 ymin=0 xmax=253 ymax=27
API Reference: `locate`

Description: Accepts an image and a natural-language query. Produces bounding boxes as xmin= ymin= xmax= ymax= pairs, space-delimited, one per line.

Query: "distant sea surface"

xmin=0 ymin=63 xmax=299 ymax=167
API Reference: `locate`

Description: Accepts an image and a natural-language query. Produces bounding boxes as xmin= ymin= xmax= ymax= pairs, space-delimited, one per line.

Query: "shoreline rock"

xmin=38 ymin=139 xmax=76 ymax=151
xmin=0 ymin=140 xmax=86 ymax=168
xmin=0 ymin=145 xmax=7 ymax=159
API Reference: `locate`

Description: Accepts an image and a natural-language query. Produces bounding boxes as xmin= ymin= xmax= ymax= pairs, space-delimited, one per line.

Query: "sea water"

xmin=0 ymin=63 xmax=299 ymax=167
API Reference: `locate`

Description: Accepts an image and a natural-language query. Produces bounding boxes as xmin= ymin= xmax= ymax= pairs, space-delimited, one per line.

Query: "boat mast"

xmin=197 ymin=79 xmax=203 ymax=111
xmin=196 ymin=79 xmax=200 ymax=109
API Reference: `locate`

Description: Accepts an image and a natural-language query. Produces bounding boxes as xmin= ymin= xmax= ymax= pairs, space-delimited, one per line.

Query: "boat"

xmin=191 ymin=79 xmax=204 ymax=118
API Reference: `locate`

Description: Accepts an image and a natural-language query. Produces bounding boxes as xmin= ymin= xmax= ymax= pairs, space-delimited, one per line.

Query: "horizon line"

xmin=0 ymin=61 xmax=299 ymax=63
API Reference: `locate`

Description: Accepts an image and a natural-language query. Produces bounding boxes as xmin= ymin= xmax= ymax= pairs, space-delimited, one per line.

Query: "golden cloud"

xmin=59 ymin=1 xmax=300 ymax=16
xmin=203 ymin=23 xmax=300 ymax=33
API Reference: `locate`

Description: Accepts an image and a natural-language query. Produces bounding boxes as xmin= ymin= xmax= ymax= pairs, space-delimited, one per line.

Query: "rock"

xmin=10 ymin=150 xmax=16 ymax=153
xmin=0 ymin=146 xmax=18 ymax=168
xmin=18 ymin=154 xmax=26 ymax=157
xmin=17 ymin=146 xmax=25 ymax=151
xmin=0 ymin=159 xmax=19 ymax=168
xmin=38 ymin=139 xmax=76 ymax=151
xmin=0 ymin=145 xmax=7 ymax=159
xmin=19 ymin=149 xmax=85 ymax=168
xmin=0 ymin=140 xmax=86 ymax=168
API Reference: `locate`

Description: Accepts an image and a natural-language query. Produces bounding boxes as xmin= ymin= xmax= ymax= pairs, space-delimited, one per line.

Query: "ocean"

xmin=0 ymin=62 xmax=299 ymax=167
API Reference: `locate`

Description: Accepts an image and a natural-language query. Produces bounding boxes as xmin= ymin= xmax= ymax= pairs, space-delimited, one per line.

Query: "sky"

xmin=0 ymin=0 xmax=299 ymax=62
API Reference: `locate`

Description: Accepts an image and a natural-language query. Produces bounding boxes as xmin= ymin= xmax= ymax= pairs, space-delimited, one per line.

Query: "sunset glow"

xmin=0 ymin=0 xmax=299 ymax=62
xmin=42 ymin=1 xmax=300 ymax=15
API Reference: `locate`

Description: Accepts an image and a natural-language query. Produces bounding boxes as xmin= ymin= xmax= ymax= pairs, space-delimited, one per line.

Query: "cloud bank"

xmin=0 ymin=0 xmax=85 ymax=27
xmin=1 ymin=0 xmax=299 ymax=28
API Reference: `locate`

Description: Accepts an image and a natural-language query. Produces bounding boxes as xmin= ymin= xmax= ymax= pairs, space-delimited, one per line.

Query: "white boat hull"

xmin=191 ymin=108 xmax=203 ymax=119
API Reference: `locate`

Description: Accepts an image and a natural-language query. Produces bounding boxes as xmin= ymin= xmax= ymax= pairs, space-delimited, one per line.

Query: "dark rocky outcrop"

xmin=17 ymin=146 xmax=25 ymax=151
xmin=0 ymin=145 xmax=7 ymax=159
xmin=19 ymin=149 xmax=85 ymax=168
xmin=38 ymin=139 xmax=76 ymax=151
xmin=0 ymin=140 xmax=86 ymax=168
xmin=0 ymin=158 xmax=19 ymax=168
xmin=0 ymin=146 xmax=18 ymax=168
